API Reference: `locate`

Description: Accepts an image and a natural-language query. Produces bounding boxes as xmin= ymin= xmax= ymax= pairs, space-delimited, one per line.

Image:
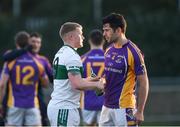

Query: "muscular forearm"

xmin=68 ymin=73 xmax=103 ymax=91
xmin=76 ymin=78 xmax=101 ymax=90
xmin=137 ymin=74 xmax=149 ymax=113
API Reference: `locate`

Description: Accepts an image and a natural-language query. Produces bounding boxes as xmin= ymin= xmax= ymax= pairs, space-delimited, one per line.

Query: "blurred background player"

xmin=99 ymin=13 xmax=149 ymax=126
xmin=2 ymin=32 xmax=53 ymax=82
xmin=0 ymin=31 xmax=49 ymax=126
xmin=0 ymin=69 xmax=5 ymax=126
xmin=1 ymin=32 xmax=53 ymax=126
xmin=29 ymin=32 xmax=53 ymax=125
xmin=80 ymin=29 xmax=105 ymax=126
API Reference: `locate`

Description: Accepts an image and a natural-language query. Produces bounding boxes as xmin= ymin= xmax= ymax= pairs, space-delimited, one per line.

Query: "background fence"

xmin=145 ymin=78 xmax=180 ymax=125
xmin=43 ymin=77 xmax=180 ymax=125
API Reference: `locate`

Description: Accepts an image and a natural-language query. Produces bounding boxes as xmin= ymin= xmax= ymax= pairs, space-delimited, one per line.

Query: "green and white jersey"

xmin=49 ymin=45 xmax=83 ymax=109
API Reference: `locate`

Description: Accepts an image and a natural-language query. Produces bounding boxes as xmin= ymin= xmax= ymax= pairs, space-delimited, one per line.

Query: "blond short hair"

xmin=59 ymin=22 xmax=82 ymax=39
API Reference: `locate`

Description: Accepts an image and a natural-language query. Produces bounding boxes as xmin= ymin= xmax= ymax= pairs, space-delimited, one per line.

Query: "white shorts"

xmin=99 ymin=105 xmax=137 ymax=126
xmin=81 ymin=109 xmax=101 ymax=125
xmin=47 ymin=105 xmax=80 ymax=126
xmin=6 ymin=107 xmax=41 ymax=126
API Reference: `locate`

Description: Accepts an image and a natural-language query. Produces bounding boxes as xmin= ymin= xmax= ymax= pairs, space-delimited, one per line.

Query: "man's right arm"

xmin=68 ymin=71 xmax=104 ymax=91
xmin=2 ymin=49 xmax=26 ymax=62
xmin=2 ymin=45 xmax=32 ymax=62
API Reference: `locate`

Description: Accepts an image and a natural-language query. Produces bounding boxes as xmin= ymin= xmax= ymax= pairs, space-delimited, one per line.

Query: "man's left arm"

xmin=132 ymin=46 xmax=149 ymax=124
xmin=134 ymin=72 xmax=149 ymax=124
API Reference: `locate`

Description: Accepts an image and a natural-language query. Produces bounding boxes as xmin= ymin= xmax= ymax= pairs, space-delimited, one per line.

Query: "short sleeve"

xmin=133 ymin=49 xmax=146 ymax=75
xmin=66 ymin=55 xmax=83 ymax=74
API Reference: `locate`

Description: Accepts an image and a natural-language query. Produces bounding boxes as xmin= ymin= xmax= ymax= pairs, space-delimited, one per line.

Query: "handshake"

xmin=88 ymin=71 xmax=106 ymax=96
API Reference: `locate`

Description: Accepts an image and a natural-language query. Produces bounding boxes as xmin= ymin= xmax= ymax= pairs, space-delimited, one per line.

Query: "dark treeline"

xmin=0 ymin=0 xmax=179 ymax=76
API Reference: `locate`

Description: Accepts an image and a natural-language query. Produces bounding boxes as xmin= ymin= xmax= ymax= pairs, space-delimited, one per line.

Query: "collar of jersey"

xmin=63 ymin=44 xmax=77 ymax=53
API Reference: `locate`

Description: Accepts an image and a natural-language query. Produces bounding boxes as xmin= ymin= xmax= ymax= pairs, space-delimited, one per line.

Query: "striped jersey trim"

xmin=53 ymin=65 xmax=68 ymax=79
xmin=53 ymin=65 xmax=83 ymax=79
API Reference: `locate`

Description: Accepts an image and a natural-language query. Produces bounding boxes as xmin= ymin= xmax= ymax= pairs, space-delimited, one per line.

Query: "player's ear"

xmin=116 ymin=27 xmax=122 ymax=34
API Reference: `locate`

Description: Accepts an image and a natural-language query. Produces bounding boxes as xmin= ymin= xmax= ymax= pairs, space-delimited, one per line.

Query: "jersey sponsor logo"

xmin=106 ymin=52 xmax=125 ymax=64
xmin=88 ymin=55 xmax=105 ymax=59
xmin=105 ymin=51 xmax=127 ymax=77
xmin=105 ymin=67 xmax=123 ymax=74
xmin=107 ymin=62 xmax=113 ymax=66
xmin=115 ymin=55 xmax=124 ymax=64
xmin=17 ymin=59 xmax=34 ymax=63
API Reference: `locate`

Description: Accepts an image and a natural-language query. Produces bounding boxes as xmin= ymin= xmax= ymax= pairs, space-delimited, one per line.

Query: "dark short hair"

xmin=89 ymin=29 xmax=104 ymax=46
xmin=102 ymin=13 xmax=127 ymax=33
xmin=59 ymin=22 xmax=82 ymax=38
xmin=30 ymin=32 xmax=42 ymax=38
xmin=14 ymin=31 xmax=30 ymax=48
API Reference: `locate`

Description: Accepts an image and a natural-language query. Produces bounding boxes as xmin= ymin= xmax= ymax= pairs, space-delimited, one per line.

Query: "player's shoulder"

xmin=127 ymin=40 xmax=145 ymax=60
xmin=14 ymin=53 xmax=39 ymax=67
xmin=128 ymin=40 xmax=139 ymax=49
xmin=31 ymin=55 xmax=45 ymax=69
xmin=17 ymin=52 xmax=31 ymax=59
xmin=81 ymin=50 xmax=91 ymax=59
xmin=55 ymin=45 xmax=80 ymax=62
xmin=81 ymin=51 xmax=91 ymax=63
xmin=57 ymin=45 xmax=75 ymax=54
xmin=104 ymin=44 xmax=114 ymax=55
xmin=127 ymin=40 xmax=142 ymax=54
xmin=3 ymin=49 xmax=13 ymax=55
xmin=36 ymin=54 xmax=49 ymax=61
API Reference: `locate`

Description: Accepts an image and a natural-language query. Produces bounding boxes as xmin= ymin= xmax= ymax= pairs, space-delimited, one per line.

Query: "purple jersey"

xmin=34 ymin=54 xmax=53 ymax=80
xmin=3 ymin=52 xmax=47 ymax=108
xmin=81 ymin=49 xmax=105 ymax=110
xmin=104 ymin=40 xmax=145 ymax=109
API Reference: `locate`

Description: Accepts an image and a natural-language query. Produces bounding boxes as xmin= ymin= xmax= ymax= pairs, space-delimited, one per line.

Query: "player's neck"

xmin=64 ymin=42 xmax=78 ymax=51
xmin=114 ymin=35 xmax=128 ymax=48
xmin=64 ymin=42 xmax=74 ymax=48
xmin=91 ymin=45 xmax=103 ymax=50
